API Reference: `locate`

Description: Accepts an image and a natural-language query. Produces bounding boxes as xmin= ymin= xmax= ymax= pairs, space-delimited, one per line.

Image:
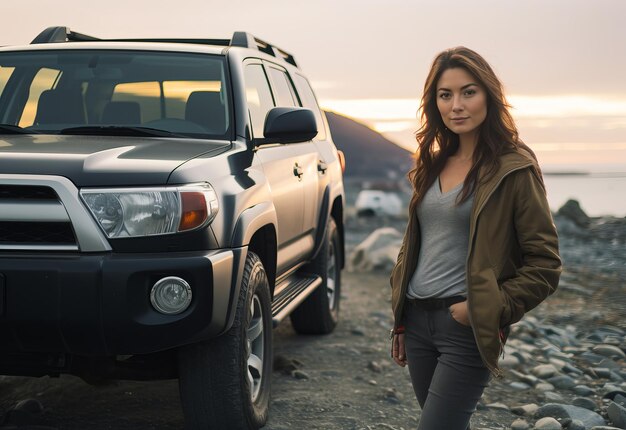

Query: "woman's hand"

xmin=449 ymin=301 xmax=471 ymax=326
xmin=391 ymin=333 xmax=407 ymax=367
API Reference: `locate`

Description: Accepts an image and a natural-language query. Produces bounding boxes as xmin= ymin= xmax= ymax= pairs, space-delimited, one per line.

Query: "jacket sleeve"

xmin=389 ymin=239 xmax=405 ymax=290
xmin=499 ymin=167 xmax=562 ymax=326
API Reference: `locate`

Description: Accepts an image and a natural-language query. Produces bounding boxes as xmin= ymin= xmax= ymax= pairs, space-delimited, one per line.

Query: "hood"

xmin=0 ymin=134 xmax=230 ymax=186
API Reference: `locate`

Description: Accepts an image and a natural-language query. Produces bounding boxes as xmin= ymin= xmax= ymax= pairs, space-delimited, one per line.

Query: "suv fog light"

xmin=150 ymin=277 xmax=192 ymax=315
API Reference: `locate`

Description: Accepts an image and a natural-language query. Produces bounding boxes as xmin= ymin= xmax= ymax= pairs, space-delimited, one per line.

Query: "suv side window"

xmin=244 ymin=63 xmax=275 ymax=139
xmin=266 ymin=66 xmax=297 ymax=107
xmin=292 ymin=74 xmax=326 ymax=140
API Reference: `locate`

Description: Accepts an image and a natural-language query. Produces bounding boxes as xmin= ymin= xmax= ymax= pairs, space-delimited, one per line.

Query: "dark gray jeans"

xmin=404 ymin=302 xmax=491 ymax=430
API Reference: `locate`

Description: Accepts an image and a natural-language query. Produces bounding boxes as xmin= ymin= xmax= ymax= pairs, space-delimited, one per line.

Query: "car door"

xmin=243 ymin=60 xmax=306 ymax=274
xmin=265 ymin=64 xmax=320 ymax=257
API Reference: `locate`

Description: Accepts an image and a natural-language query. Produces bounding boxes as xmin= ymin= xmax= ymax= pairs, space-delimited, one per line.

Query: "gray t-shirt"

xmin=407 ymin=177 xmax=474 ymax=299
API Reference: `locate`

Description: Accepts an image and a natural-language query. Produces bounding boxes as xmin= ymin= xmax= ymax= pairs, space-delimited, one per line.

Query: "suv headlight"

xmin=80 ymin=183 xmax=218 ymax=238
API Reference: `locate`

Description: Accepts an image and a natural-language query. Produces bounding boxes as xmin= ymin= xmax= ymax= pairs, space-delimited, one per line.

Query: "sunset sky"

xmin=3 ymin=0 xmax=626 ymax=171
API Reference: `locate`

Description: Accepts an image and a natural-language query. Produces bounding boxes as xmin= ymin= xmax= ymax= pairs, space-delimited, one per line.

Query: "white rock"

xmin=348 ymin=228 xmax=403 ymax=272
xmin=534 ymin=417 xmax=562 ymax=429
xmin=533 ymin=364 xmax=559 ymax=379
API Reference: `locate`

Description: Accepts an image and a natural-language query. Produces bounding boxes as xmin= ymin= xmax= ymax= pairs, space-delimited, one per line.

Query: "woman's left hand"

xmin=449 ymin=301 xmax=471 ymax=326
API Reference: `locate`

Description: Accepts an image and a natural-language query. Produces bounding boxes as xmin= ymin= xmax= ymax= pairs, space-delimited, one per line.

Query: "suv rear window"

xmin=0 ymin=50 xmax=231 ymax=139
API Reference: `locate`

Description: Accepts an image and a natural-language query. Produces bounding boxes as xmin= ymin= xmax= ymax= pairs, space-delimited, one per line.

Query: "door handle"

xmin=317 ymin=160 xmax=328 ymax=174
xmin=293 ymin=163 xmax=304 ymax=179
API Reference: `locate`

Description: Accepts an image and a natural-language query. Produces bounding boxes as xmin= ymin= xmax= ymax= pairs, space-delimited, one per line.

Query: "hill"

xmin=324 ymin=111 xmax=413 ymax=180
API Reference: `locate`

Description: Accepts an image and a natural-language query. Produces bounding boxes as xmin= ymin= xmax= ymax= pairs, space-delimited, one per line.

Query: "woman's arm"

xmin=499 ymin=167 xmax=562 ymax=326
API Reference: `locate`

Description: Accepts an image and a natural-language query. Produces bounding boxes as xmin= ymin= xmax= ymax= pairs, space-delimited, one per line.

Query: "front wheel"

xmin=290 ymin=217 xmax=341 ymax=334
xmin=178 ymin=252 xmax=272 ymax=430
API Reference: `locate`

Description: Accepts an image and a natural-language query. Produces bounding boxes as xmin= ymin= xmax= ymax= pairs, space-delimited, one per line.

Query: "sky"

xmin=2 ymin=0 xmax=626 ymax=172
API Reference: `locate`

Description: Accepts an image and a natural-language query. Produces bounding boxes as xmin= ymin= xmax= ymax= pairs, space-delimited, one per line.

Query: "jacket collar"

xmin=473 ymin=146 xmax=538 ymax=216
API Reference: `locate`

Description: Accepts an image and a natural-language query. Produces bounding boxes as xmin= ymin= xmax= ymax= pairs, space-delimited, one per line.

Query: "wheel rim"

xmin=326 ymin=240 xmax=337 ymax=311
xmin=246 ymin=294 xmax=265 ymax=403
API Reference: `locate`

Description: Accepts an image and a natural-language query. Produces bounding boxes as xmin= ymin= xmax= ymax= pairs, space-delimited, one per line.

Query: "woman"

xmin=389 ymin=47 xmax=561 ymax=430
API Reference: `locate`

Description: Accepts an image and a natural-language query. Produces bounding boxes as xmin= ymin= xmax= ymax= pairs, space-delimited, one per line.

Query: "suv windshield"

xmin=0 ymin=49 xmax=231 ymax=139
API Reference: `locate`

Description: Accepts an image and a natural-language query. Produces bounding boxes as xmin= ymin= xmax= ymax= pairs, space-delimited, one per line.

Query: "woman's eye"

xmin=439 ymin=93 xmax=451 ymax=99
xmin=464 ymin=89 xmax=476 ymax=96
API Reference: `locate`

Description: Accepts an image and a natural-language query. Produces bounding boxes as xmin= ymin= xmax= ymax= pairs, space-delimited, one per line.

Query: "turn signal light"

xmin=179 ymin=192 xmax=208 ymax=231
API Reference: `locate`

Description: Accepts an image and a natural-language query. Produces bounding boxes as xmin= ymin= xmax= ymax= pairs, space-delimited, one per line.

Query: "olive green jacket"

xmin=390 ymin=147 xmax=562 ymax=376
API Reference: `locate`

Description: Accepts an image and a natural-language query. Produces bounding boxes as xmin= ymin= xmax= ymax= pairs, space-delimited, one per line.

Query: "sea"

xmin=543 ymin=172 xmax=626 ymax=217
xmin=542 ymin=164 xmax=626 ymax=218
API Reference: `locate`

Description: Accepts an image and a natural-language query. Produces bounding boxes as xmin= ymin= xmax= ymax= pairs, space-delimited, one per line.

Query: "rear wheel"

xmin=290 ymin=217 xmax=341 ymax=334
xmin=178 ymin=252 xmax=272 ymax=430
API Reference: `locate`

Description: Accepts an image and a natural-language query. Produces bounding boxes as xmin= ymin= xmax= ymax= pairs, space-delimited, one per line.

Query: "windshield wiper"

xmin=60 ymin=126 xmax=186 ymax=138
xmin=0 ymin=124 xmax=40 ymax=135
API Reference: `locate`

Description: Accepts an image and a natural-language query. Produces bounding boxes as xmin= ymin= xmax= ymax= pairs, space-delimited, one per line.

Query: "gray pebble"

xmin=510 ymin=382 xmax=532 ymax=390
xmin=598 ymin=358 xmax=622 ymax=371
xmin=592 ymin=368 xmax=612 ymax=379
xmin=607 ymin=401 xmax=626 ymax=428
xmin=610 ymin=371 xmax=624 ymax=383
xmin=593 ymin=344 xmax=626 ymax=359
xmin=543 ymin=391 xmax=565 ymax=402
xmin=573 ymin=385 xmax=595 ymax=396
xmin=580 ymin=352 xmax=608 ymax=366
xmin=548 ymin=375 xmax=577 ymax=390
xmin=292 ymin=370 xmax=310 ymax=380
xmin=572 ymin=397 xmax=597 ymax=411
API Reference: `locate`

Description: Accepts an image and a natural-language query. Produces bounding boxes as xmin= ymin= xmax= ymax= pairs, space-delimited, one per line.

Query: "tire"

xmin=178 ymin=252 xmax=272 ymax=430
xmin=290 ymin=217 xmax=341 ymax=334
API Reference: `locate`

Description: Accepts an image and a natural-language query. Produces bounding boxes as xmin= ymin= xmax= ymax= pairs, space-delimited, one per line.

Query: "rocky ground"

xmin=0 ymin=202 xmax=625 ymax=430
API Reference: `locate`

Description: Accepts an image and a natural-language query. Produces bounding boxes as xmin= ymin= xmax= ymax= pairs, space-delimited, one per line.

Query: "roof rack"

xmin=30 ymin=27 xmax=299 ymax=68
xmin=31 ymin=26 xmax=99 ymax=44
xmin=230 ymin=32 xmax=298 ymax=67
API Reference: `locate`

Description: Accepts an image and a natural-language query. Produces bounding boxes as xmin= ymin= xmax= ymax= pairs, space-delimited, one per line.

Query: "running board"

xmin=271 ymin=273 xmax=322 ymax=327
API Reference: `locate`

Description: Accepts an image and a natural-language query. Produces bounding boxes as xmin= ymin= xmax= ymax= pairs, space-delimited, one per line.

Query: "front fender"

xmin=230 ymin=201 xmax=278 ymax=247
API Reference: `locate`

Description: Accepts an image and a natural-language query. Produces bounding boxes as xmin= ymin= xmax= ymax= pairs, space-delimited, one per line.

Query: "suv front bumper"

xmin=0 ymin=247 xmax=246 ymax=356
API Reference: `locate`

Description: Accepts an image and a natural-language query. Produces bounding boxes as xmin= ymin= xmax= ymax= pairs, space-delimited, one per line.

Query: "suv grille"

xmin=0 ymin=185 xmax=59 ymax=201
xmin=0 ymin=222 xmax=75 ymax=245
xmin=0 ymin=185 xmax=78 ymax=250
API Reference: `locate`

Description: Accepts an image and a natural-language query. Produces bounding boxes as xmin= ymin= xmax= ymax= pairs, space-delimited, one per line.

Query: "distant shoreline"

xmin=543 ymin=171 xmax=626 ymax=178
xmin=543 ymin=171 xmax=589 ymax=176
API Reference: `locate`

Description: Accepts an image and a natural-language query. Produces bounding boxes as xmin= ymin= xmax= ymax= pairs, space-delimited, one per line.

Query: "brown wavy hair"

xmin=408 ymin=47 xmax=521 ymax=212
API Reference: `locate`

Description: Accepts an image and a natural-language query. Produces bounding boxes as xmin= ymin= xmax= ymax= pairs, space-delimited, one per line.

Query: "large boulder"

xmin=557 ymin=199 xmax=591 ymax=228
xmin=536 ymin=403 xmax=606 ymax=429
xmin=348 ymin=227 xmax=403 ymax=272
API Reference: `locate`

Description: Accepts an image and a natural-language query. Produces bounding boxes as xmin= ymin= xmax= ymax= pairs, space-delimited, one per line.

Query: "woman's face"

xmin=435 ymin=67 xmax=488 ymax=142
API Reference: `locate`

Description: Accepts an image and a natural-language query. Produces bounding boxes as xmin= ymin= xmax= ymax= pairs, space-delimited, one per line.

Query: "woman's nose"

xmin=452 ymin=96 xmax=463 ymax=112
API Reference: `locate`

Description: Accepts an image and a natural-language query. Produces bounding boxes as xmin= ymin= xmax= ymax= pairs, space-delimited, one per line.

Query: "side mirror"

xmin=257 ymin=107 xmax=317 ymax=145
